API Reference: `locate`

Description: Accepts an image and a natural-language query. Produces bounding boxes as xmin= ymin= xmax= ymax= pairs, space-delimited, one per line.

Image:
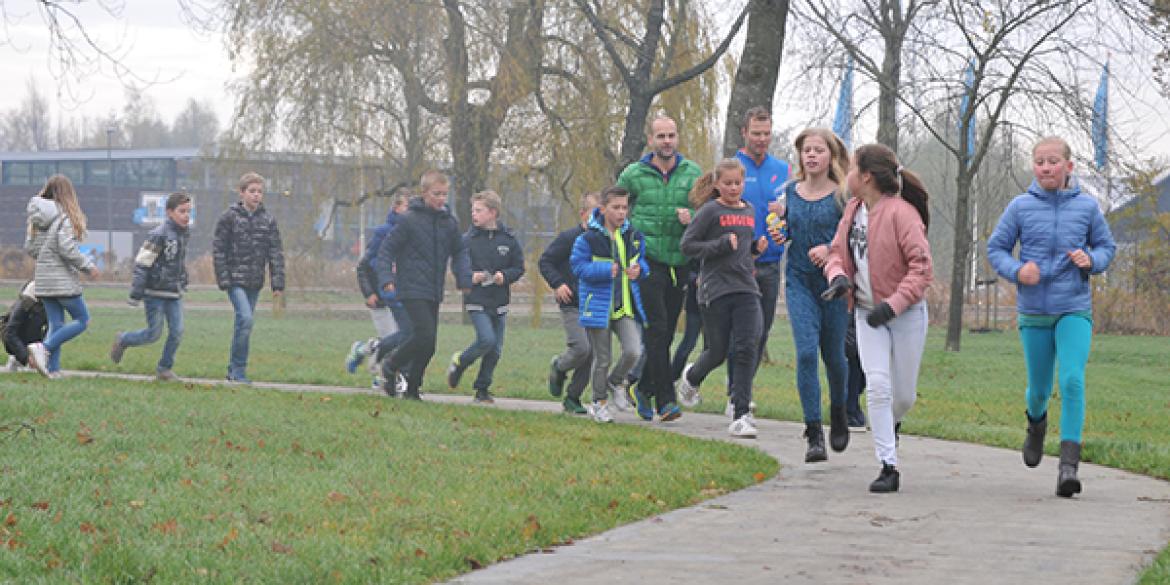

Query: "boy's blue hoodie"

xmin=570 ymin=209 xmax=649 ymax=329
xmin=987 ymin=178 xmax=1116 ymax=315
xmin=357 ymin=209 xmax=402 ymax=307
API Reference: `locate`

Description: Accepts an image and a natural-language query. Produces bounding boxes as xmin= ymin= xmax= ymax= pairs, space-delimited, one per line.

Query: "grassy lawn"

xmin=0 ymin=376 xmax=775 ymax=583
xmin=2 ymin=292 xmax=1169 ymax=582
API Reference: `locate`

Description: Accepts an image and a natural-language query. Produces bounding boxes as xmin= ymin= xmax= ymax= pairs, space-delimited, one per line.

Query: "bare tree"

xmin=171 ymin=98 xmax=220 ymax=149
xmin=571 ymin=0 xmax=751 ymax=171
xmin=0 ymin=78 xmax=52 ymax=150
xmin=721 ymin=0 xmax=791 ymax=157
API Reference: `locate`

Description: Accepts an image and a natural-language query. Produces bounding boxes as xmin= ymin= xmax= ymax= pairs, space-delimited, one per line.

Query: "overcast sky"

xmin=1 ymin=0 xmax=1168 ymax=163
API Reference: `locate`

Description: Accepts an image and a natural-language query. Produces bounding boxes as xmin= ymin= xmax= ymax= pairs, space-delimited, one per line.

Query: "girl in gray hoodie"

xmin=24 ymin=175 xmax=99 ymax=376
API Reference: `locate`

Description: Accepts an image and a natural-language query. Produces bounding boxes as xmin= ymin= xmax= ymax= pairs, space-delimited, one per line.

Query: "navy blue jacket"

xmin=570 ymin=209 xmax=649 ymax=329
xmin=357 ymin=209 xmax=401 ymax=307
xmin=131 ymin=218 xmax=189 ymax=300
xmin=460 ymin=223 xmax=525 ymax=312
xmin=538 ymin=225 xmax=586 ymax=308
xmin=988 ymin=179 xmax=1116 ymax=315
xmin=375 ymin=197 xmax=471 ymax=303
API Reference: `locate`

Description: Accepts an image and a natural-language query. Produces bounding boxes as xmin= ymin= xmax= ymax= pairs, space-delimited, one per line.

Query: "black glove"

xmin=821 ymin=276 xmax=851 ymax=301
xmin=866 ymin=302 xmax=896 ymax=328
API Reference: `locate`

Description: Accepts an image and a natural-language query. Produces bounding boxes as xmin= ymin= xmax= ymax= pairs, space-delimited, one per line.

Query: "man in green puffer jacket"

xmin=616 ymin=114 xmax=702 ymax=422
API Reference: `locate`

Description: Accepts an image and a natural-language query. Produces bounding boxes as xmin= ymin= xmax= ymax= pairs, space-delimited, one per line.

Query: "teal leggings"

xmin=1020 ymin=315 xmax=1092 ymax=442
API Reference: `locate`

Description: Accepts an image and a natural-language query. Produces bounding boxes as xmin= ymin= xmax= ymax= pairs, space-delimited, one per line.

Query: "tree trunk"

xmin=945 ymin=168 xmax=974 ymax=351
xmin=875 ymin=29 xmax=902 ymax=152
xmin=721 ymin=0 xmax=790 ymax=157
xmin=616 ymin=90 xmax=654 ymax=176
xmin=450 ymin=110 xmax=499 ymax=230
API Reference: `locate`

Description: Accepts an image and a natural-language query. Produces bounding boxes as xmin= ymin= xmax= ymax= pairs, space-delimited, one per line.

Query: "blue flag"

xmin=958 ymin=60 xmax=976 ymax=166
xmin=832 ymin=57 xmax=854 ymax=149
xmin=1092 ymin=63 xmax=1109 ymax=170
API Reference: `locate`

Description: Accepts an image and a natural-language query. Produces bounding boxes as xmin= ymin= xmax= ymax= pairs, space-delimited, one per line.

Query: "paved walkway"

xmin=74 ymin=371 xmax=1170 ymax=584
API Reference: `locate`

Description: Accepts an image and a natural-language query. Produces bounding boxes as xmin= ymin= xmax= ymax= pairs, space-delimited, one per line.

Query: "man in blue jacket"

xmin=732 ymin=106 xmax=789 ymax=386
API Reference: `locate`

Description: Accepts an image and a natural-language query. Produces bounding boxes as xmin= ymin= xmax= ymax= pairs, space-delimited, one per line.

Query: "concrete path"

xmin=73 ymin=371 xmax=1170 ymax=584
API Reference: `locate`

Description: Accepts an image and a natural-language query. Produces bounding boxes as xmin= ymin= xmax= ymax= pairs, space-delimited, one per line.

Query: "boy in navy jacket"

xmin=446 ymin=191 xmax=525 ymax=403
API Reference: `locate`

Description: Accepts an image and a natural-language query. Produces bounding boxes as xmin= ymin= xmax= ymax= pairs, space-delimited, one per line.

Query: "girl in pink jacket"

xmin=822 ymin=144 xmax=933 ymax=493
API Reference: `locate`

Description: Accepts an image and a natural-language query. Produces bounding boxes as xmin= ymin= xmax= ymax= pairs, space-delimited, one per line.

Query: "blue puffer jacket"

xmin=570 ymin=209 xmax=649 ymax=329
xmin=987 ymin=179 xmax=1116 ymax=315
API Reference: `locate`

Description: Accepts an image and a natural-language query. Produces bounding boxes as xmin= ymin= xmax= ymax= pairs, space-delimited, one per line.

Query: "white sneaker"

xmin=676 ymin=363 xmax=701 ymax=407
xmin=3 ymin=356 xmax=18 ymax=372
xmin=590 ymin=400 xmax=614 ymax=423
xmin=729 ymin=415 xmax=758 ymax=438
xmin=609 ymin=381 xmax=630 ymax=411
xmin=26 ymin=343 xmax=49 ymax=377
xmin=395 ymin=372 xmax=408 ymax=396
xmin=725 ymin=399 xmax=758 ymax=419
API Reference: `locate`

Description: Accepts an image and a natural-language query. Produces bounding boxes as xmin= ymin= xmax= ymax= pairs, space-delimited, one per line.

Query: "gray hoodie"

xmin=24 ymin=196 xmax=94 ymax=297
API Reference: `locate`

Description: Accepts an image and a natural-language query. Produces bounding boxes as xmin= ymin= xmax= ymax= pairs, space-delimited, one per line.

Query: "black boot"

xmin=804 ymin=422 xmax=827 ymax=463
xmin=829 ymin=405 xmax=850 ymax=452
xmin=869 ymin=463 xmax=900 ymax=493
xmin=1056 ymin=441 xmax=1083 ymax=497
xmin=1023 ymin=411 xmax=1047 ymax=468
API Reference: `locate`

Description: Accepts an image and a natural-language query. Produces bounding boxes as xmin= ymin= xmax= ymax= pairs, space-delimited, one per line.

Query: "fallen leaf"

xmin=753 ymin=472 xmax=767 ymax=482
xmin=3 ymin=513 xmax=14 ymax=527
xmin=31 ymin=502 xmax=49 ymax=511
xmin=79 ymin=522 xmax=96 ymax=534
xmin=128 ymin=500 xmax=145 ymax=510
xmin=465 ymin=557 xmax=483 ymax=570
xmin=271 ymin=541 xmax=293 ymax=554
xmin=414 ymin=548 xmax=427 ymax=558
xmin=153 ymin=519 xmax=178 ymax=535
xmin=521 ymin=514 xmax=541 ymax=539
xmin=326 ymin=491 xmax=348 ymax=503
xmin=320 ymin=396 xmax=332 ymax=402
xmin=607 ymin=500 xmax=619 ymax=510
xmin=218 ymin=527 xmax=238 ymax=549
xmin=76 ymin=431 xmax=93 ymax=445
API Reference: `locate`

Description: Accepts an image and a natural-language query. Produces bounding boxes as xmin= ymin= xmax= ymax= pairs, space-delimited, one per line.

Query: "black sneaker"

xmin=109 ymin=332 xmax=126 ymax=364
xmin=474 ymin=389 xmax=495 ymax=404
xmin=548 ymin=356 xmax=566 ymax=397
xmin=446 ymin=352 xmax=465 ymax=389
xmin=869 ymin=463 xmax=900 ymax=493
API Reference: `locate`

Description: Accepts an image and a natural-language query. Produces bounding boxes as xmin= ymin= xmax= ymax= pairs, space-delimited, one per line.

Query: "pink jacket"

xmin=824 ymin=195 xmax=933 ymax=315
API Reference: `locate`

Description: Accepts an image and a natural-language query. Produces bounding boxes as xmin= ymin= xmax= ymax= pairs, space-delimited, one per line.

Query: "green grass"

xmin=4 ymin=293 xmax=1170 ymax=582
xmin=0 ymin=376 xmax=775 ymax=583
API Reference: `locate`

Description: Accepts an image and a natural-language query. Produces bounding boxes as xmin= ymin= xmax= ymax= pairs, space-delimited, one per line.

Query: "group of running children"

xmin=5 ymin=116 xmax=1115 ymax=497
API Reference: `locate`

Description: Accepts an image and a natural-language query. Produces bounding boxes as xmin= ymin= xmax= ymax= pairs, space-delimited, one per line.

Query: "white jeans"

xmin=856 ymin=301 xmax=928 ymax=466
xmin=370 ymin=307 xmax=398 ymax=338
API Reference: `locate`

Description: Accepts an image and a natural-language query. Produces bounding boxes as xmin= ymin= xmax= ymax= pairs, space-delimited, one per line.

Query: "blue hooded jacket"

xmin=570 ymin=208 xmax=649 ymax=329
xmin=736 ymin=150 xmax=789 ymax=264
xmin=987 ymin=179 xmax=1116 ymax=316
xmin=356 ymin=209 xmax=401 ymax=306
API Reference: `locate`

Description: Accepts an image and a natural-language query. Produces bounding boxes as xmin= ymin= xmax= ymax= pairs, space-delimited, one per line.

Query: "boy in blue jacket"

xmin=446 ymin=190 xmax=525 ymax=403
xmin=345 ymin=194 xmax=409 ymax=390
xmin=110 ymin=192 xmax=191 ymax=381
xmin=570 ymin=186 xmax=648 ymax=424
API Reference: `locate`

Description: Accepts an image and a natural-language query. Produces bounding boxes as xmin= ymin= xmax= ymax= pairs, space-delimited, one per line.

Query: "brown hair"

xmin=238 ymin=172 xmax=264 ymax=192
xmin=688 ymin=158 xmax=746 ymax=209
xmin=600 ymin=186 xmax=629 ymax=206
xmin=742 ymin=106 xmax=772 ymax=130
xmin=794 ymin=128 xmax=850 ymax=208
xmin=853 ymin=144 xmax=930 ymax=232
xmin=166 ymin=192 xmax=192 ymax=211
xmin=579 ymin=191 xmax=601 ymax=213
xmin=38 ymin=174 xmax=87 ymax=239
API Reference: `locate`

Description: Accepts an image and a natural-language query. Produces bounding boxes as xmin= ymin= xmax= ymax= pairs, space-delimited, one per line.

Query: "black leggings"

xmin=688 ymin=292 xmax=762 ymax=419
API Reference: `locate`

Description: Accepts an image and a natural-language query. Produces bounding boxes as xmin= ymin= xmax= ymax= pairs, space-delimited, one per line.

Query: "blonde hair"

xmin=1032 ymin=136 xmax=1072 ymax=159
xmin=688 ymin=159 xmax=746 ymax=209
xmin=419 ymin=170 xmax=449 ymax=193
xmin=238 ymin=172 xmax=264 ymax=192
xmin=794 ymin=128 xmax=850 ymax=209
xmin=38 ymin=174 xmax=87 ymax=239
xmin=470 ymin=190 xmax=502 ymax=214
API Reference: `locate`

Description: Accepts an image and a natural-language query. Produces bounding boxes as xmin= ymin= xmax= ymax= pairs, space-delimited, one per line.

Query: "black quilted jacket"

xmin=212 ymin=201 xmax=286 ymax=291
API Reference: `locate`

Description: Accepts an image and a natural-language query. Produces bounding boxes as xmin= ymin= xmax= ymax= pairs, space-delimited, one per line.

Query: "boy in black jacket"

xmin=1 ymin=281 xmax=48 ymax=372
xmin=539 ymin=191 xmax=599 ymax=414
xmin=446 ymin=190 xmax=525 ymax=403
xmin=376 ymin=170 xmax=470 ymax=400
xmin=110 ymin=192 xmax=191 ymax=381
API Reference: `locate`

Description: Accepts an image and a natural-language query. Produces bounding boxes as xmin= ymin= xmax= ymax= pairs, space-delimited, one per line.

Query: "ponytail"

xmin=688 ymin=172 xmax=718 ymax=210
xmin=854 ymin=144 xmax=930 ymax=233
xmin=899 ymin=168 xmax=930 ymax=233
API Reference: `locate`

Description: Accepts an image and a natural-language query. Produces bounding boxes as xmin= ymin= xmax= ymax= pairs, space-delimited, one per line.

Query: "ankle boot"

xmin=804 ymin=421 xmax=827 ymax=463
xmin=1022 ymin=411 xmax=1047 ymax=468
xmin=869 ymin=462 xmax=900 ymax=493
xmin=1056 ymin=441 xmax=1083 ymax=497
xmin=829 ymin=404 xmax=850 ymax=452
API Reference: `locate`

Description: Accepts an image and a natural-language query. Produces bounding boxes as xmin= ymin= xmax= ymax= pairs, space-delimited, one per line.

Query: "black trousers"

xmin=387 ymin=299 xmax=439 ymax=394
xmin=689 ymin=292 xmax=762 ymax=420
xmin=638 ymin=259 xmax=689 ymax=410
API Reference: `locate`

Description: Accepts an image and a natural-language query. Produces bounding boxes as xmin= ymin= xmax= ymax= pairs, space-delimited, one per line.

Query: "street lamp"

xmin=106 ymin=125 xmax=115 ymax=273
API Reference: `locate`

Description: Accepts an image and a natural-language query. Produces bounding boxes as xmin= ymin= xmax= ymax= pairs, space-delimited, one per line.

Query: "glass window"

xmin=58 ymin=161 xmax=84 ymax=185
xmin=30 ymin=162 xmax=56 ymax=185
xmin=2 ymin=162 xmax=31 ymax=185
xmin=139 ymin=159 xmax=172 ymax=189
xmin=86 ymin=160 xmax=112 ymax=185
xmin=115 ymin=160 xmax=141 ymax=187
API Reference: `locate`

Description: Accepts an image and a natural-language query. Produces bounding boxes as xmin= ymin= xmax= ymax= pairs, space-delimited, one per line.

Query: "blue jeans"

xmin=458 ymin=310 xmax=507 ymax=391
xmin=42 ymin=295 xmax=90 ymax=373
xmin=121 ymin=297 xmax=184 ymax=371
xmin=786 ymin=269 xmax=849 ymax=423
xmin=226 ymin=287 xmax=260 ymax=379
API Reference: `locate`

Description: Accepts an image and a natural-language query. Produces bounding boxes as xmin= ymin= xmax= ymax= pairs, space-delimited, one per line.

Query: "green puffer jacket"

xmin=617 ymin=155 xmax=702 ymax=267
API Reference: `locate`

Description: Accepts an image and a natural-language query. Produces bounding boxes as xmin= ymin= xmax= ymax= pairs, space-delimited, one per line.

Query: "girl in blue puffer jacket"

xmin=987 ymin=136 xmax=1116 ymax=498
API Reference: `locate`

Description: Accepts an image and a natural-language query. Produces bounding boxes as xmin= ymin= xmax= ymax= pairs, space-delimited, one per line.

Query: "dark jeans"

xmin=687 ymin=293 xmax=762 ymax=420
xmin=458 ymin=310 xmax=507 ymax=391
xmin=727 ymin=261 xmax=781 ymax=388
xmin=387 ymin=299 xmax=439 ymax=394
xmin=670 ymin=281 xmax=703 ymax=381
xmin=374 ymin=304 xmax=413 ymax=363
xmin=639 ymin=259 xmax=688 ymax=409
